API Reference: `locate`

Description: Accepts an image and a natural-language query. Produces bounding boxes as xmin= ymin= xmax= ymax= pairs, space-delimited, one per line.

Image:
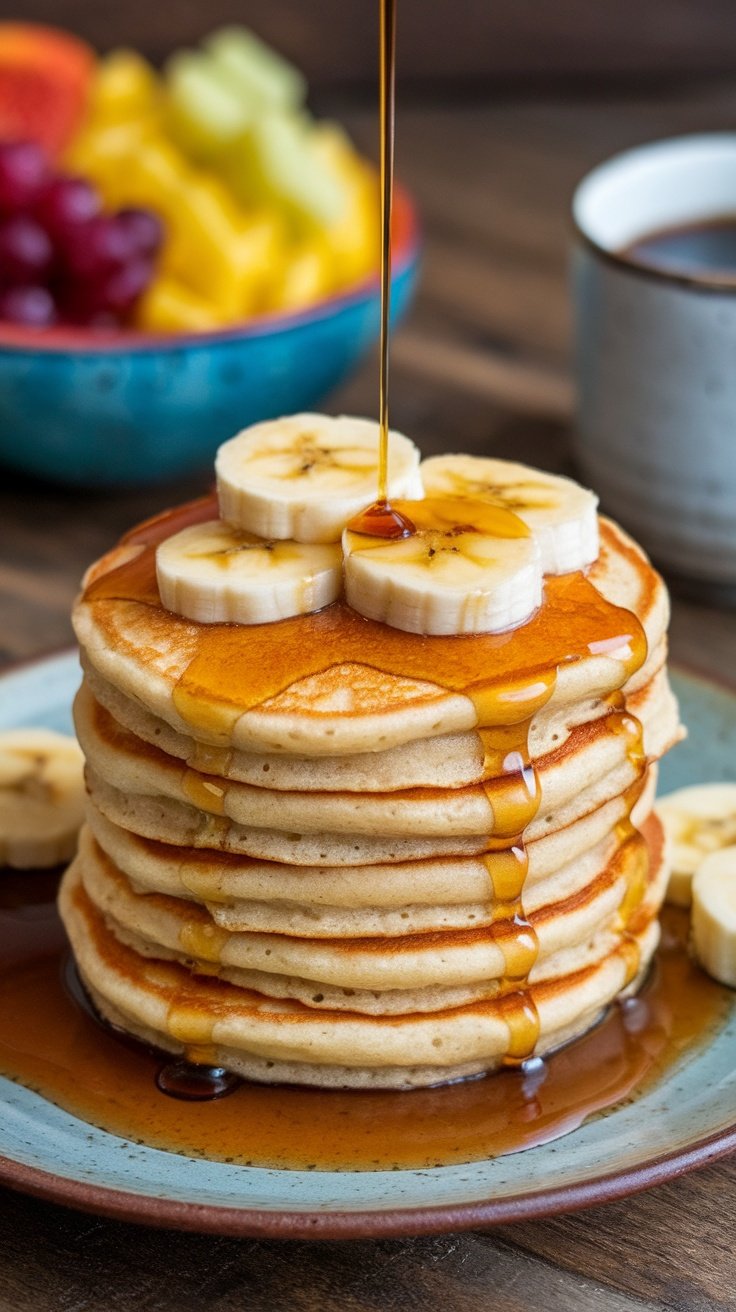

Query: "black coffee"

xmin=621 ymin=215 xmax=736 ymax=278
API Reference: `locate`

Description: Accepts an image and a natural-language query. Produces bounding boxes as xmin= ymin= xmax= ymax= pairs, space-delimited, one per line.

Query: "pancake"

xmin=83 ymin=819 xmax=624 ymax=938
xmin=74 ymin=679 xmax=678 ymax=841
xmin=74 ymin=819 xmax=662 ymax=994
xmin=73 ymin=511 xmax=669 ymax=757
xmin=80 ymin=642 xmax=673 ymax=791
xmin=58 ymin=816 xmax=665 ymax=1088
xmin=85 ymin=759 xmax=654 ymax=865
xmin=85 ymin=768 xmax=657 ymax=916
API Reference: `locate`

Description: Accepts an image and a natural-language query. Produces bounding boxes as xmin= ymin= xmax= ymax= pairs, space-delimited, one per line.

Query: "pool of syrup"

xmin=0 ymin=867 xmax=730 ymax=1172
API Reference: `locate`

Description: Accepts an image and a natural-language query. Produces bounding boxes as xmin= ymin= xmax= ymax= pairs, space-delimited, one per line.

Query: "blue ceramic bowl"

xmin=0 ymin=192 xmax=420 ymax=488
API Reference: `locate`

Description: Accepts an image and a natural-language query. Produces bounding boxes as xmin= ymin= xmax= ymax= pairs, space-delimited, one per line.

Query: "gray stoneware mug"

xmin=571 ymin=133 xmax=736 ymax=600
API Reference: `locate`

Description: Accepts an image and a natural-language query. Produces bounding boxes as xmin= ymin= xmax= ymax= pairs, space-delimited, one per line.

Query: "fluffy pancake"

xmin=83 ymin=818 xmax=622 ymax=938
xmin=75 ymin=679 xmax=678 ymax=841
xmin=85 ymin=769 xmax=657 ymax=916
xmin=74 ymin=820 xmax=662 ymax=993
xmin=80 ymin=644 xmax=673 ymax=791
xmin=85 ymin=754 xmax=660 ymax=865
xmin=58 ymin=816 xmax=665 ymax=1088
xmin=73 ymin=511 xmax=669 ymax=757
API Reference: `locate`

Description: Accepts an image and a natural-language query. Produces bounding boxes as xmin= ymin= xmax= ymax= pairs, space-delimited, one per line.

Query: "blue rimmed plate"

xmin=0 ymin=651 xmax=734 ymax=1237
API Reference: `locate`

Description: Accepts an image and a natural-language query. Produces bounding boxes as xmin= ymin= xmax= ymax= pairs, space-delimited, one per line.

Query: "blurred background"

xmin=2 ymin=0 xmax=736 ymax=660
xmin=13 ymin=0 xmax=736 ymax=87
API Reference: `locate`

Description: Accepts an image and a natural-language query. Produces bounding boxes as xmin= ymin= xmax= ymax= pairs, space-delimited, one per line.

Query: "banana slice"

xmin=0 ymin=729 xmax=84 ymax=869
xmin=655 ymin=783 xmax=736 ymax=907
xmin=216 ymin=413 xmax=423 ymax=544
xmin=420 ymin=454 xmax=599 ymax=575
xmin=691 ymin=846 xmax=736 ymax=987
xmin=343 ymin=495 xmax=542 ymax=636
xmin=156 ymin=519 xmax=342 ymax=624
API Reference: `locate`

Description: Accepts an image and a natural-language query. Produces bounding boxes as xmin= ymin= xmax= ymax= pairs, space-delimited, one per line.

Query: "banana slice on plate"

xmin=420 ymin=454 xmax=599 ymax=575
xmin=0 ymin=729 xmax=85 ymax=869
xmin=343 ymin=495 xmax=542 ymax=636
xmin=691 ymin=846 xmax=736 ymax=987
xmin=655 ymin=782 xmax=736 ymax=907
xmin=156 ymin=520 xmax=342 ymax=624
xmin=216 ymin=413 xmax=423 ymax=544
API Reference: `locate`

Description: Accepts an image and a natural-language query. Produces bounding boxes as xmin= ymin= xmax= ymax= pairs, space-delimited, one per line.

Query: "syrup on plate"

xmin=0 ymin=869 xmax=730 ymax=1171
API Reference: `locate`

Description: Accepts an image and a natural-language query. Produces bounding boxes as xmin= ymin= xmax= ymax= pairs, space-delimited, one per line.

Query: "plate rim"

xmin=1 ymin=646 xmax=735 ymax=1238
xmin=1 ymin=1125 xmax=735 ymax=1239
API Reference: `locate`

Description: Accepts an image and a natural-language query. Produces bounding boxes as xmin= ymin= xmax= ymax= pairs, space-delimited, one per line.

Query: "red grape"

xmin=0 ymin=284 xmax=56 ymax=326
xmin=36 ymin=174 xmax=100 ymax=244
xmin=0 ymin=146 xmax=166 ymax=329
xmin=102 ymin=257 xmax=153 ymax=315
xmin=0 ymin=215 xmax=53 ymax=284
xmin=55 ymin=272 xmax=108 ymax=324
xmin=55 ymin=282 xmax=96 ymax=324
xmin=114 ymin=207 xmax=164 ymax=258
xmin=61 ymin=213 xmax=133 ymax=280
xmin=0 ymin=142 xmax=50 ymax=215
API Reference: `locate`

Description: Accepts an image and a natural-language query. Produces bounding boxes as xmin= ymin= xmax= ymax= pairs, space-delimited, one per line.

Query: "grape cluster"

xmin=0 ymin=141 xmax=164 ymax=328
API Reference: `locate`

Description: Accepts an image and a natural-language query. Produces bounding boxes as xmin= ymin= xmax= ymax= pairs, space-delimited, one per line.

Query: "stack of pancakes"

xmin=61 ymin=506 xmax=681 ymax=1089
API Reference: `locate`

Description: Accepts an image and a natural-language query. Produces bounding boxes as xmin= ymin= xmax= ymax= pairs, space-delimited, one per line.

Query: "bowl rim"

xmin=0 ymin=186 xmax=420 ymax=356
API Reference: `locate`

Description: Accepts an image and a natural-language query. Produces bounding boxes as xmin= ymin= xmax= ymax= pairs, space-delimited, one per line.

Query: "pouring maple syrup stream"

xmin=377 ymin=0 xmax=395 ymax=505
xmin=349 ymin=0 xmax=414 ymax=541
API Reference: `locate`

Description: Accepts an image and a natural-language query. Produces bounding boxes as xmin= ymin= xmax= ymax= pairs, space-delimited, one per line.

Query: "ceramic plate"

xmin=0 ymin=651 xmax=734 ymax=1238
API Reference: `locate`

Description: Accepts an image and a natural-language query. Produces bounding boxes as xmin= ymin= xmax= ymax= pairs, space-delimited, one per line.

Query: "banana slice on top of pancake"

xmin=216 ymin=413 xmax=423 ymax=543
xmin=156 ymin=520 xmax=342 ymax=624
xmin=343 ymin=495 xmax=543 ymax=635
xmin=162 ymin=425 xmax=604 ymax=635
xmin=420 ymin=454 xmax=599 ymax=575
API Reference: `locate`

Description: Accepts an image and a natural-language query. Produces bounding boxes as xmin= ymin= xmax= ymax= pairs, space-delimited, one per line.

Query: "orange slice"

xmin=0 ymin=23 xmax=95 ymax=157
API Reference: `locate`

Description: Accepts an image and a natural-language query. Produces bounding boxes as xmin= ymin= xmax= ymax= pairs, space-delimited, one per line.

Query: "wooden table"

xmin=1 ymin=86 xmax=735 ymax=1312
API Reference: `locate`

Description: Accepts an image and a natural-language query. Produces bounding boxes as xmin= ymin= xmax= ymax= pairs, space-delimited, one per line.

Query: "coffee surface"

xmin=622 ymin=215 xmax=736 ymax=278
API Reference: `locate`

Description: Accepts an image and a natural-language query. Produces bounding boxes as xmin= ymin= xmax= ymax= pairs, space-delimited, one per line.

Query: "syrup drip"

xmin=156 ymin=1060 xmax=240 ymax=1101
xmin=63 ymin=952 xmax=239 ymax=1101
xmin=181 ymin=769 xmax=226 ymax=816
xmin=606 ymin=689 xmax=649 ymax=985
xmin=477 ymin=722 xmax=541 ymax=1060
xmin=347 ymin=500 xmax=415 ymax=539
xmin=187 ymin=741 xmax=233 ymax=778
xmin=178 ymin=919 xmax=228 ymax=965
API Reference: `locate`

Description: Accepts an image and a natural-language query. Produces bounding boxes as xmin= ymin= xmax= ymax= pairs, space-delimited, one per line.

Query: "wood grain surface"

xmin=1 ymin=84 xmax=735 ymax=1312
xmin=13 ymin=0 xmax=736 ymax=86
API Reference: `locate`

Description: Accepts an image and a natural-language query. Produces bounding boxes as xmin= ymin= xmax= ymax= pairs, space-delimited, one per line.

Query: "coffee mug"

xmin=571 ymin=133 xmax=736 ymax=598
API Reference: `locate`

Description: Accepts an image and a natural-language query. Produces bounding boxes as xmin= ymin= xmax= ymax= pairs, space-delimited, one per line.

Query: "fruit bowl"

xmin=0 ymin=189 xmax=419 ymax=489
